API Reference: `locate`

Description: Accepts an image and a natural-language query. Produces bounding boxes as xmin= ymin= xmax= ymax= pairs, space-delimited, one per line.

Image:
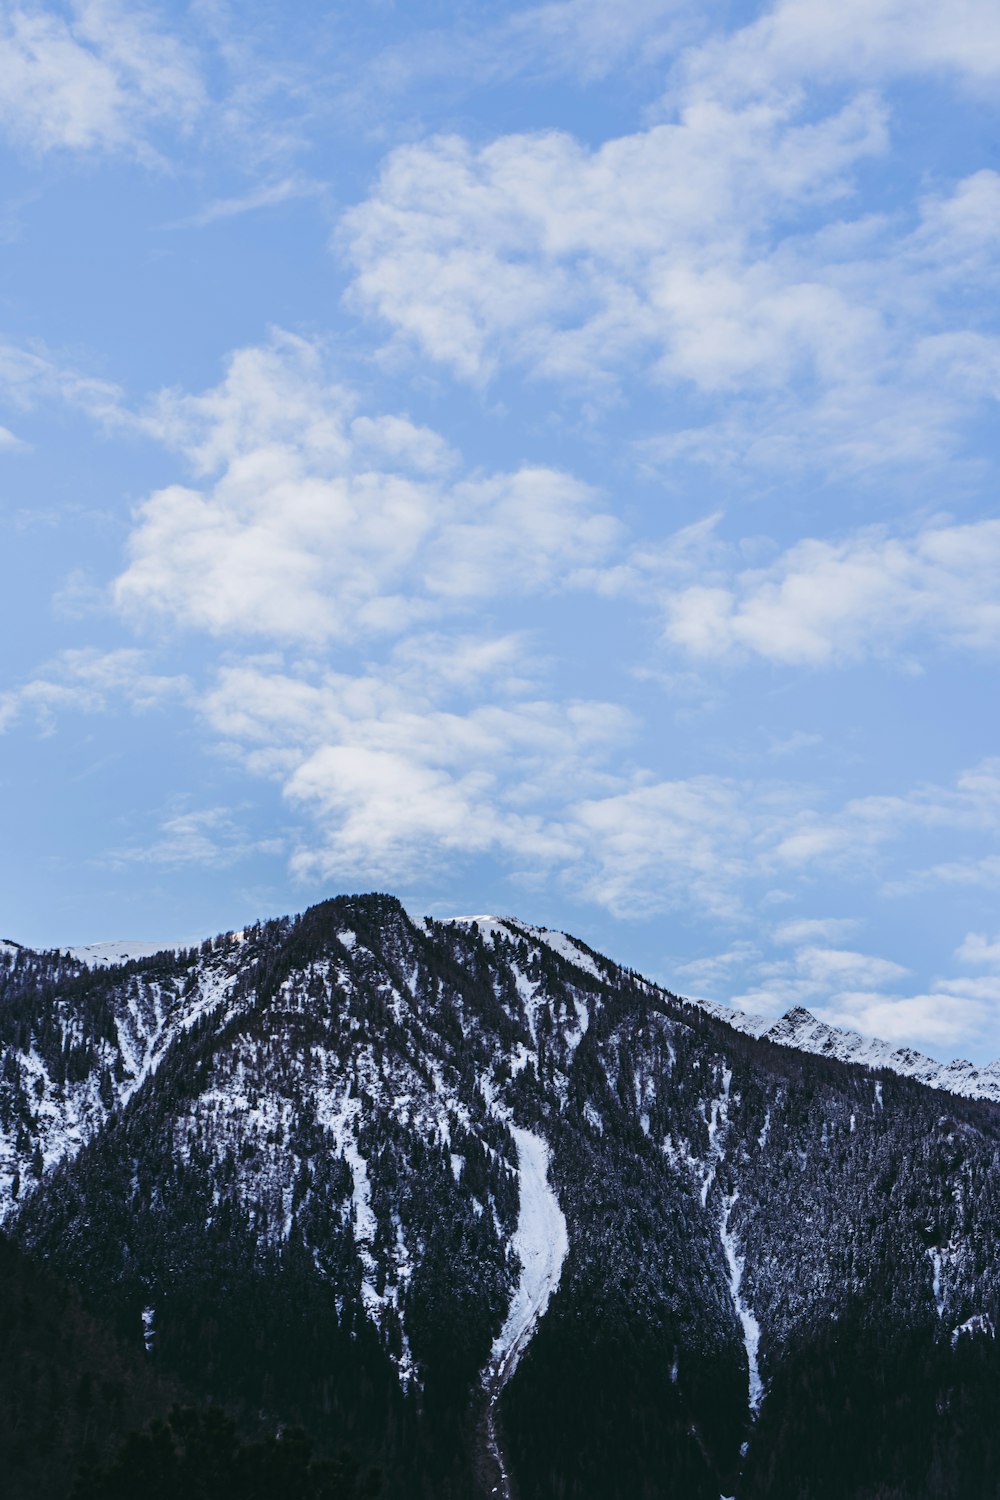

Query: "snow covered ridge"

xmin=444 ymin=914 xmax=1000 ymax=1106
xmin=62 ymin=939 xmax=186 ymax=968
xmin=693 ymin=998 xmax=1000 ymax=1104
xmin=441 ymin=913 xmax=610 ymax=983
xmin=0 ymin=933 xmax=245 ymax=1223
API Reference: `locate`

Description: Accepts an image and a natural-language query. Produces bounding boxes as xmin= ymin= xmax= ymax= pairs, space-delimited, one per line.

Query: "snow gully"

xmin=719 ymin=1191 xmax=764 ymax=1418
xmin=482 ymin=1126 xmax=568 ymax=1500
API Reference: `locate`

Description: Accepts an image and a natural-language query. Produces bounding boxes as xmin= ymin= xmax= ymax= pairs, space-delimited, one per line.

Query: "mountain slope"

xmin=4 ymin=896 xmax=1000 ymax=1498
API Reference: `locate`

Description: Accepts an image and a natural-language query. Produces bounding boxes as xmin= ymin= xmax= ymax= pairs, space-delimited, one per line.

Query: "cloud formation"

xmin=342 ymin=4 xmax=1000 ymax=478
xmin=0 ymin=648 xmax=187 ymax=735
xmin=0 ymin=0 xmax=204 ymax=158
xmin=658 ymin=517 xmax=1000 ymax=665
xmin=115 ymin=331 xmax=618 ymax=642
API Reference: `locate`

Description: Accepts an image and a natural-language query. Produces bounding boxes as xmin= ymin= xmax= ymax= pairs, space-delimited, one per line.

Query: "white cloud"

xmin=0 ymin=0 xmax=204 ymax=158
xmin=355 ymin=0 xmax=689 ymax=114
xmin=768 ymin=759 xmax=1000 ymax=875
xmin=498 ymin=0 xmax=688 ymax=81
xmin=822 ymin=989 xmax=991 ymax=1049
xmin=200 ymin=661 xmax=799 ymax=916
xmin=287 ymin=746 xmax=573 ymax=880
xmin=341 ymin=4 xmax=1000 ymax=478
xmin=791 ymin=944 xmax=908 ymax=987
xmin=766 ymin=730 xmax=822 ymax=757
xmin=658 ymin=517 xmax=1000 ymax=665
xmin=728 ymin=942 xmax=908 ymax=1012
xmin=727 ymin=934 xmax=998 ymax=1050
xmin=678 ymin=919 xmax=1000 ymax=1054
xmin=342 ymin=95 xmax=889 ymax=390
xmin=197 ymin=653 xmax=631 ymax=885
xmin=0 ymin=339 xmax=125 ymax=426
xmin=164 ymin=175 xmax=325 ymax=230
xmin=107 ymin=805 xmax=283 ymax=870
xmin=0 ymin=648 xmax=188 ymax=734
xmin=115 ymin=331 xmax=618 ymax=643
xmin=675 ymin=941 xmax=761 ymax=988
xmin=675 ymin=0 xmax=1000 ymax=106
xmin=956 ymin=931 xmax=1000 ymax=967
xmin=194 ymin=640 xmax=1000 ymax=916
xmin=886 ymin=855 xmax=1000 ymax=894
xmin=567 ymin=775 xmax=759 ymax=919
xmin=772 ymin=916 xmax=860 ymax=945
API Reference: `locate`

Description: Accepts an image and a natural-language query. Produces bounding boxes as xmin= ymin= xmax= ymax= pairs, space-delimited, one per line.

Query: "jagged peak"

xmin=689 ymin=995 xmax=1000 ymax=1105
xmin=779 ymin=1006 xmax=820 ymax=1026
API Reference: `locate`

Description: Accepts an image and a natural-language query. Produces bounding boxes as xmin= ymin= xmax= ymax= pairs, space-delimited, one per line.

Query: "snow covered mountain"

xmin=695 ymin=996 xmax=1000 ymax=1104
xmin=3 ymin=895 xmax=1000 ymax=1500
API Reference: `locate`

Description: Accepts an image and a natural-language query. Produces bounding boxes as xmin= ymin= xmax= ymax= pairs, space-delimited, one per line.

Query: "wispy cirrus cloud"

xmin=0 ymin=339 xmax=126 ymax=427
xmin=106 ymin=805 xmax=284 ymax=870
xmin=163 ymin=174 xmax=327 ymax=230
xmin=0 ymin=648 xmax=188 ymax=735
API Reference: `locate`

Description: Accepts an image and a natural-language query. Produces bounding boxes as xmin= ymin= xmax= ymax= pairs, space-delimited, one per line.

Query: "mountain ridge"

xmin=39 ymin=908 xmax=1000 ymax=1107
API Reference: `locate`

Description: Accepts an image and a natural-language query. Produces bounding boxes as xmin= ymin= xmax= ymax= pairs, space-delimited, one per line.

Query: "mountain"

xmin=697 ymin=996 xmax=1000 ymax=1104
xmin=3 ymin=894 xmax=1000 ymax=1499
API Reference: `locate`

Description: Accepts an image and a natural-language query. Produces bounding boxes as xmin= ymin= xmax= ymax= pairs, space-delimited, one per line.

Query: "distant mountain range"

xmin=3 ymin=895 xmax=1000 ymax=1499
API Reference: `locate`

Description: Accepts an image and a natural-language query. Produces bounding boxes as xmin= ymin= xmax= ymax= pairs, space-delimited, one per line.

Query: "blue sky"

xmin=2 ymin=0 xmax=1000 ymax=1060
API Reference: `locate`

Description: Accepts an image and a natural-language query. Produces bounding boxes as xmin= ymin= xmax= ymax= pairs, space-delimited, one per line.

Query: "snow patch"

xmin=929 ymin=1247 xmax=945 ymax=1318
xmin=720 ymin=1192 xmax=764 ymax=1417
xmin=700 ymin=1067 xmax=732 ymax=1208
xmin=443 ymin=914 xmax=606 ymax=982
xmin=487 ymin=1127 xmax=568 ymax=1391
xmin=952 ymin=1313 xmax=994 ymax=1348
xmin=64 ymin=939 xmax=184 ymax=967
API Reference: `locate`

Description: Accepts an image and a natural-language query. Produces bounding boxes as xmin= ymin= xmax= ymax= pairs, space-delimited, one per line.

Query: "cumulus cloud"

xmin=199 ymin=654 xmax=630 ymax=884
xmin=658 ymin=517 xmax=1000 ymax=665
xmin=180 ymin=613 xmax=1000 ymax=919
xmin=342 ymin=94 xmax=889 ymax=390
xmin=114 ymin=331 xmax=618 ymax=643
xmin=340 ymin=0 xmax=1000 ymax=478
xmin=885 ymin=855 xmax=1000 ymax=895
xmin=567 ymin=775 xmax=759 ymax=919
xmin=767 ymin=759 xmax=1000 ymax=876
xmin=956 ymin=931 xmax=1000 ymax=967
